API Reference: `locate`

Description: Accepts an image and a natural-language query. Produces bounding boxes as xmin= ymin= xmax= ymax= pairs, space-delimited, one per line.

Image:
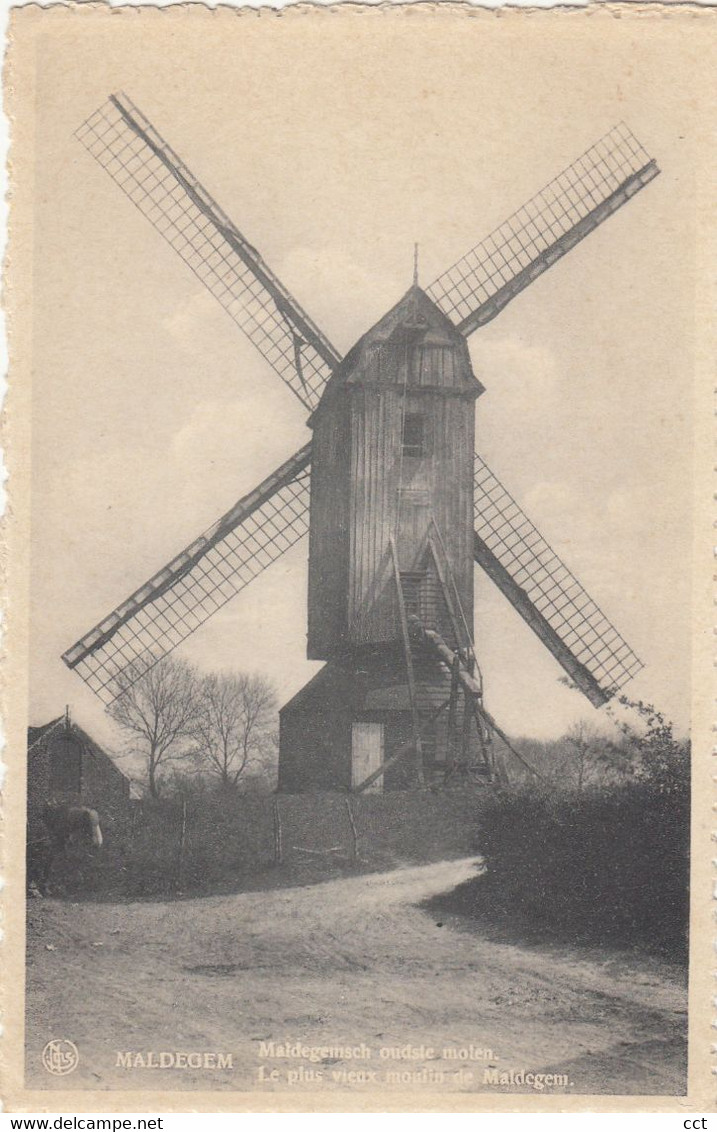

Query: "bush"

xmin=433 ymin=707 xmax=690 ymax=963
xmin=475 ymin=777 xmax=688 ymax=958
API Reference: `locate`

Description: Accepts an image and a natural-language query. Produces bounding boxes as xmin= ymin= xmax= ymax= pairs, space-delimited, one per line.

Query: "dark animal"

xmin=27 ymin=802 xmax=103 ymax=895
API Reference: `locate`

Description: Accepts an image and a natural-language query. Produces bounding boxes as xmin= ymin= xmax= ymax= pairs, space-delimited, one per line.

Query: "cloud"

xmin=161 ymin=289 xmax=222 ymax=356
xmin=471 ymin=336 xmax=560 ymax=410
xmin=277 ymin=243 xmax=407 ymax=353
xmin=170 ymin=390 xmax=305 ymax=485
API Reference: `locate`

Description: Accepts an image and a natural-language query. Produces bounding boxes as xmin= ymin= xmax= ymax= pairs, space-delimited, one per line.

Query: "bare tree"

xmin=565 ymin=720 xmax=610 ymax=793
xmin=193 ymin=672 xmax=277 ymax=790
xmin=108 ymin=657 xmax=201 ymax=798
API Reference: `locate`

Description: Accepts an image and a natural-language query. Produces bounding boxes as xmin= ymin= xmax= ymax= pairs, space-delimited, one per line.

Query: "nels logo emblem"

xmin=42 ymin=1039 xmax=79 ymax=1076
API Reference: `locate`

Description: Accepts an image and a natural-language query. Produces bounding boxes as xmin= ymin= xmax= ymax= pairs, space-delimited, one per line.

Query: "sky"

xmin=19 ymin=7 xmax=697 ymax=754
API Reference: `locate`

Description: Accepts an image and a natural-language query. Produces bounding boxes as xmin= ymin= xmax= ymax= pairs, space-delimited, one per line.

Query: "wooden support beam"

xmin=352 ymin=699 xmax=450 ymax=794
xmin=461 ymin=682 xmax=474 ymax=763
xmin=389 ymin=535 xmax=424 ymax=787
xmin=423 ymin=628 xmax=482 ymax=696
xmin=272 ymin=796 xmax=283 ymax=865
xmin=345 ymin=797 xmax=359 ymax=861
xmin=471 ymin=699 xmax=544 ymax=783
xmin=446 ymin=654 xmax=461 ymax=775
xmin=421 ymin=626 xmax=545 ymax=783
xmin=466 ymin=650 xmax=492 ymax=772
xmin=425 ymin=533 xmax=494 ymax=777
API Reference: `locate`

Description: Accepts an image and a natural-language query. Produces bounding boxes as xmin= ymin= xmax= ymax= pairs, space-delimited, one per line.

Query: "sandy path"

xmin=25 ymin=858 xmax=687 ymax=1098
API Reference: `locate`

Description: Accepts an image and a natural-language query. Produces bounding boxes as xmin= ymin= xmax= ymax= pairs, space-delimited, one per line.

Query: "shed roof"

xmin=28 ymin=716 xmax=66 ymax=750
xmin=27 ymin=714 xmax=130 ymax=784
xmin=279 ymin=664 xmax=345 ymax=717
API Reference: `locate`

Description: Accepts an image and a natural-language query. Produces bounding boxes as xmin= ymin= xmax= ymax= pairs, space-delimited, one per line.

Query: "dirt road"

xmin=25 ymin=858 xmax=687 ymax=1097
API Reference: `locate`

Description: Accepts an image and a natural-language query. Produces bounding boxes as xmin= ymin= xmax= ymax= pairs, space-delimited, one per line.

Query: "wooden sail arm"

xmin=456 ymin=161 xmax=659 ymax=334
xmin=63 ymin=443 xmax=312 ymax=671
xmin=473 ymin=532 xmax=610 ymax=708
xmin=427 ymin=119 xmax=659 ymax=337
xmin=109 ymin=94 xmax=341 ymax=377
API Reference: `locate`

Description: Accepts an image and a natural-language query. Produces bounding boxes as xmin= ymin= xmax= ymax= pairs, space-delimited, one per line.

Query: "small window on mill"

xmin=402 ymin=413 xmax=424 ymax=458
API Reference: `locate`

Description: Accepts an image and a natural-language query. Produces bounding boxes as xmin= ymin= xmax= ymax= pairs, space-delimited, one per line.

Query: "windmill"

xmin=62 ymin=93 xmax=657 ymax=792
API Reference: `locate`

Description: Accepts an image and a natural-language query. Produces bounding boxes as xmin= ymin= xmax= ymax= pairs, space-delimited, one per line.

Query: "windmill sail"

xmin=76 ymin=94 xmax=339 ymax=411
xmin=427 ymin=123 xmax=659 ymax=335
xmin=66 ymin=102 xmax=648 ymax=707
xmin=63 ymin=441 xmax=641 ymax=707
xmin=472 ymin=454 xmax=643 ymax=706
xmin=62 ymin=445 xmax=311 ymax=703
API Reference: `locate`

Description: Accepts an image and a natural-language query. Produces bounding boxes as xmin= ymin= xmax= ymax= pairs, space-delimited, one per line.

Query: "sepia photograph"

xmin=3 ymin=4 xmax=712 ymax=1112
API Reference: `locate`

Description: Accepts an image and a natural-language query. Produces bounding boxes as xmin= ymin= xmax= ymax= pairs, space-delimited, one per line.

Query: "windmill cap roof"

xmin=359 ymin=284 xmax=466 ymax=346
xmin=309 ymin=285 xmax=483 ymax=422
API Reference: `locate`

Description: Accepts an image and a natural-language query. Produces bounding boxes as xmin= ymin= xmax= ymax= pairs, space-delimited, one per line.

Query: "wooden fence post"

xmin=345 ymin=796 xmax=359 ymax=861
xmin=177 ymin=797 xmax=187 ymax=890
xmin=273 ymin=796 xmax=283 ymax=865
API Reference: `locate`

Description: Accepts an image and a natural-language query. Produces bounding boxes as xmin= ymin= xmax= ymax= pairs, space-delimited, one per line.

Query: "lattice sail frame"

xmin=63 ymin=449 xmax=311 ymax=704
xmin=472 ymin=456 xmax=643 ymax=705
xmin=65 ymin=97 xmax=655 ymax=705
xmin=427 ymin=123 xmax=658 ymax=333
xmin=76 ymin=94 xmax=338 ymax=411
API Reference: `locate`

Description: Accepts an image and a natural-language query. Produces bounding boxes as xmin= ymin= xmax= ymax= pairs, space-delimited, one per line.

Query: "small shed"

xmin=278 ymin=642 xmax=470 ymax=793
xmin=27 ymin=711 xmax=131 ymax=814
